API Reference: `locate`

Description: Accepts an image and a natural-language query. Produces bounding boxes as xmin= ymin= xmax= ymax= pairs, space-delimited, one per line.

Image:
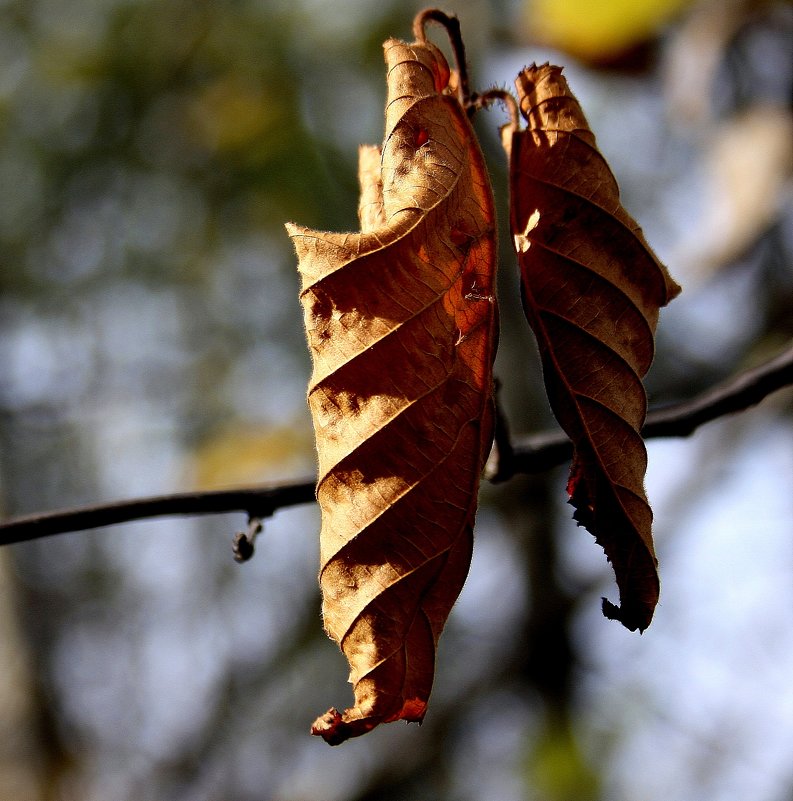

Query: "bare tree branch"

xmin=499 ymin=341 xmax=793 ymax=479
xmin=1 ymin=341 xmax=791 ymax=548
xmin=0 ymin=482 xmax=315 ymax=547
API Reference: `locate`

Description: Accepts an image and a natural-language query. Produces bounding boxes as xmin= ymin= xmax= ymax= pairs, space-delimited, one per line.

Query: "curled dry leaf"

xmin=286 ymin=36 xmax=497 ymax=743
xmin=504 ymin=65 xmax=680 ymax=632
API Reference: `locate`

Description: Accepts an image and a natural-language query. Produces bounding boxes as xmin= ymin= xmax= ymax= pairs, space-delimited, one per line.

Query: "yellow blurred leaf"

xmin=527 ymin=0 xmax=694 ymax=62
xmin=189 ymin=73 xmax=284 ymax=152
xmin=525 ymin=716 xmax=600 ymax=801
xmin=188 ymin=424 xmax=313 ymax=489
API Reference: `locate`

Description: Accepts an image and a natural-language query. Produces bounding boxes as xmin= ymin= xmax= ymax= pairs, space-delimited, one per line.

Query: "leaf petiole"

xmin=412 ymin=8 xmax=472 ymax=109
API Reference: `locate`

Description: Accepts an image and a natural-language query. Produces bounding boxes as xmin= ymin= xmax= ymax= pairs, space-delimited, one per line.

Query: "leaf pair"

xmin=287 ymin=17 xmax=679 ymax=744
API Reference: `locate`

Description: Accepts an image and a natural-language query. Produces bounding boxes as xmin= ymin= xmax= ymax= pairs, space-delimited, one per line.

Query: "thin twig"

xmin=0 ymin=481 xmax=315 ymax=546
xmin=642 ymin=344 xmax=793 ymax=438
xmin=484 ymin=378 xmax=515 ymax=482
xmin=0 ymin=342 xmax=791 ymax=546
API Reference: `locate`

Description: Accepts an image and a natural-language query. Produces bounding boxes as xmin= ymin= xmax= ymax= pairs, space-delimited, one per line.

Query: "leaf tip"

xmin=601 ymin=597 xmax=651 ymax=633
xmin=310 ymin=700 xmax=427 ymax=746
xmin=310 ymin=708 xmax=351 ymax=746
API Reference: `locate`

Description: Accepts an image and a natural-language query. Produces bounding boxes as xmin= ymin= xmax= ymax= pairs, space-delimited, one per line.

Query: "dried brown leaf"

xmin=286 ymin=36 xmax=497 ymax=744
xmin=505 ymin=64 xmax=680 ymax=632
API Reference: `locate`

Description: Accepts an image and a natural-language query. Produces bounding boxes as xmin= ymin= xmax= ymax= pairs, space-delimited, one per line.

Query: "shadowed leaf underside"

xmin=505 ymin=64 xmax=680 ymax=632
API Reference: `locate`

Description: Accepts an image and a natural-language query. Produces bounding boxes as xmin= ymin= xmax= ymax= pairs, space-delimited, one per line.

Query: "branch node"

xmin=232 ymin=517 xmax=263 ymax=563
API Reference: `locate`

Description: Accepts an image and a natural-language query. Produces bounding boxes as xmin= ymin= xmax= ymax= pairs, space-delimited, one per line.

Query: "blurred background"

xmin=1 ymin=0 xmax=792 ymax=799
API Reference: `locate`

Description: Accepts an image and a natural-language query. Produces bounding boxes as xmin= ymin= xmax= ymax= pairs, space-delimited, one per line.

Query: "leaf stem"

xmin=412 ymin=8 xmax=472 ymax=109
xmin=476 ymin=88 xmax=520 ymax=131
